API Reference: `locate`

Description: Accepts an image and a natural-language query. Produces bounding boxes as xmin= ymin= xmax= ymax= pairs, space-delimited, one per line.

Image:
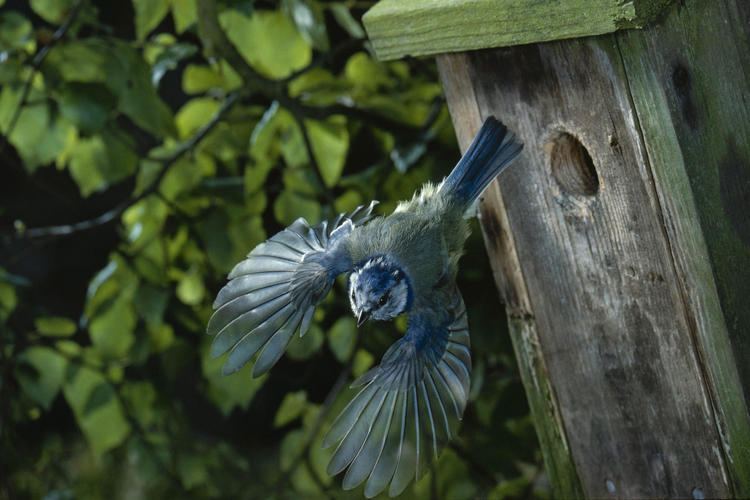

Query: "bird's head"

xmin=348 ymin=256 xmax=412 ymax=326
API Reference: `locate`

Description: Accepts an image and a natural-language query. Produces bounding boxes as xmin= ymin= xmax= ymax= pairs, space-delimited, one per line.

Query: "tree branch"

xmin=17 ymin=92 xmax=240 ymax=239
xmin=0 ymin=0 xmax=86 ymax=157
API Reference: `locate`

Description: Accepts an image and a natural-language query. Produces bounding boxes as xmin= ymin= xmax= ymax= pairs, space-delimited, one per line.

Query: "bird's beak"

xmin=357 ymin=310 xmax=370 ymax=328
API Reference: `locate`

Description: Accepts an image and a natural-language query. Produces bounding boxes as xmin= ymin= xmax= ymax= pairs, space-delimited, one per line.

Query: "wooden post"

xmin=364 ymin=1 xmax=750 ymax=498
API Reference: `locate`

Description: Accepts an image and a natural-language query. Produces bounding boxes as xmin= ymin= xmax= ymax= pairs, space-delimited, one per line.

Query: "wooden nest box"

xmin=364 ymin=1 xmax=750 ymax=498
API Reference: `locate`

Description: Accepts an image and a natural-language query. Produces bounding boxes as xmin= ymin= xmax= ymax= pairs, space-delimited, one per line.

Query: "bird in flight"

xmin=207 ymin=116 xmax=523 ymax=497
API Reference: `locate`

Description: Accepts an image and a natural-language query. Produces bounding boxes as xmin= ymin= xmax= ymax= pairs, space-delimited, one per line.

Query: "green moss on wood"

xmin=363 ymin=0 xmax=674 ymax=60
xmin=616 ymin=0 xmax=750 ymax=494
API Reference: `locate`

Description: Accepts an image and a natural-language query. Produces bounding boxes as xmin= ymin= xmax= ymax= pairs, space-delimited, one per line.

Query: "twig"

xmin=289 ymin=112 xmax=335 ymax=205
xmin=16 ymin=93 xmax=240 ymax=239
xmin=0 ymin=0 xmax=86 ymax=157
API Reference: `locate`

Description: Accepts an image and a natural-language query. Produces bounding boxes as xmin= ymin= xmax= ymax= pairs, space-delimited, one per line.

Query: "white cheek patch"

xmin=348 ymin=272 xmax=361 ymax=313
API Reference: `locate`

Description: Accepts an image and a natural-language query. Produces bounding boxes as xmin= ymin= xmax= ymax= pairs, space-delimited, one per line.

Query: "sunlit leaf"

xmin=182 ymin=63 xmax=241 ymax=94
xmin=306 ymin=118 xmax=349 ymax=187
xmin=35 ymin=316 xmax=77 ymax=337
xmin=176 ymin=97 xmax=219 ymax=138
xmin=352 ymin=349 xmax=374 ymax=378
xmin=132 ymin=0 xmax=170 ymax=41
xmin=170 ymin=0 xmax=197 ymax=33
xmin=219 ymin=9 xmax=311 ymax=79
xmin=274 ymin=390 xmax=307 ymax=428
xmin=176 ymin=266 xmax=205 ymax=306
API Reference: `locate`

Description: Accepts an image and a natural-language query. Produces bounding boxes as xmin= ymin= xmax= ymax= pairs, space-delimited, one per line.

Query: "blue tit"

xmin=207 ymin=116 xmax=523 ymax=497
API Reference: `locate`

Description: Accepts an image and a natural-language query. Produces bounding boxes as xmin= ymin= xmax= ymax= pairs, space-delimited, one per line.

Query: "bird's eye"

xmin=378 ymin=295 xmax=387 ymax=306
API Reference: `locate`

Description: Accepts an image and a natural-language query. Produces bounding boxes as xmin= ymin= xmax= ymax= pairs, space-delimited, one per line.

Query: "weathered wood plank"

xmin=440 ymin=37 xmax=731 ymax=497
xmin=437 ymin=53 xmax=585 ymax=500
xmin=616 ymin=0 xmax=750 ymax=494
xmin=363 ymin=0 xmax=673 ymax=61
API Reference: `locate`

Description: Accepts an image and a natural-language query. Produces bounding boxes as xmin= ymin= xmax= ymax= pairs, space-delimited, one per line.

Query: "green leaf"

xmin=345 ymin=52 xmax=391 ymax=92
xmin=177 ymin=454 xmax=209 ymax=490
xmin=88 ymin=297 xmax=136 ymax=359
xmin=35 ymin=316 xmax=77 ymax=337
xmin=67 ymin=129 xmax=138 ymax=197
xmin=56 ymin=82 xmax=117 ymax=133
xmin=280 ymin=429 xmax=305 ymax=471
xmin=273 ymin=190 xmax=320 ymax=227
xmin=274 ymin=390 xmax=307 ymax=428
xmin=352 ymin=349 xmax=374 ymax=377
xmin=182 ymin=63 xmax=241 ymax=94
xmin=47 ymin=40 xmax=175 ymax=137
xmin=175 ymin=97 xmax=219 ymax=139
xmin=63 ymin=366 xmax=130 ymax=455
xmin=329 ymin=4 xmax=365 ymax=39
xmin=120 ymin=381 xmax=157 ymax=426
xmin=16 ymin=347 xmax=67 ymax=410
xmin=287 ymin=324 xmax=324 ymax=360
xmin=327 ymin=317 xmax=356 ymax=362
xmin=151 ymin=42 xmax=197 ymax=87
xmin=132 ymin=0 xmax=170 ymax=40
xmin=0 ymin=86 xmax=72 ymax=171
xmin=30 ymin=0 xmax=75 ymax=24
xmin=107 ymin=42 xmax=176 ymax=137
xmin=306 ymin=118 xmax=349 ymax=187
xmin=170 ymin=0 xmax=197 ymax=33
xmin=0 ymin=11 xmax=33 ymax=52
xmin=201 ymin=344 xmax=267 ymax=415
xmin=219 ymin=9 xmax=312 ymax=79
xmin=176 ymin=267 xmax=205 ymax=306
xmin=334 ymin=189 xmax=363 ymax=214
xmin=283 ymin=0 xmax=329 ymax=51
xmin=0 ymin=281 xmax=17 ymax=321
xmin=83 ymin=382 xmax=114 ymax=416
xmin=244 ymin=158 xmax=274 ymax=194
xmin=134 ymin=284 xmax=169 ymax=327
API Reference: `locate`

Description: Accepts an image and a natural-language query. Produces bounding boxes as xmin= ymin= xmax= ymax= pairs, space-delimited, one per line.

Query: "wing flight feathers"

xmin=207 ymin=202 xmax=378 ymax=375
xmin=324 ymin=291 xmax=471 ymax=497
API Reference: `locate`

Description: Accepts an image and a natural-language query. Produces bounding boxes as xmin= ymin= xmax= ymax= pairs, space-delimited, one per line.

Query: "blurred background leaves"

xmin=0 ymin=0 xmax=546 ymax=498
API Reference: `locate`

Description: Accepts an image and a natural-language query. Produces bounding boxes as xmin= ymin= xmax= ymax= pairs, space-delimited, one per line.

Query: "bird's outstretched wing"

xmin=207 ymin=202 xmax=378 ymax=376
xmin=324 ymin=290 xmax=471 ymax=498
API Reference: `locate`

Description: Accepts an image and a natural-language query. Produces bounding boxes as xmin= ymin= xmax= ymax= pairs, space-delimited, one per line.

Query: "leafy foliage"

xmin=0 ymin=0 xmax=545 ymax=498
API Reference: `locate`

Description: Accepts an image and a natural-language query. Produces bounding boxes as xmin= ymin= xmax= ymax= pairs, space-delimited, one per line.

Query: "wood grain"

xmin=437 ymin=53 xmax=585 ymax=500
xmin=439 ymin=33 xmax=733 ymax=497
xmin=363 ymin=0 xmax=673 ymax=61
xmin=616 ymin=0 xmax=750 ymax=493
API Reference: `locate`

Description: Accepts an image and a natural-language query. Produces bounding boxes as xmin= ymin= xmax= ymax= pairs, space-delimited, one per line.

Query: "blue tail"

xmin=440 ymin=117 xmax=523 ymax=209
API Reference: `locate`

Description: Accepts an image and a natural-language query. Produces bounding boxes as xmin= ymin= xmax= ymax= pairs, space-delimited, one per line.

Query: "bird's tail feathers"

xmin=440 ymin=117 xmax=523 ymax=211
